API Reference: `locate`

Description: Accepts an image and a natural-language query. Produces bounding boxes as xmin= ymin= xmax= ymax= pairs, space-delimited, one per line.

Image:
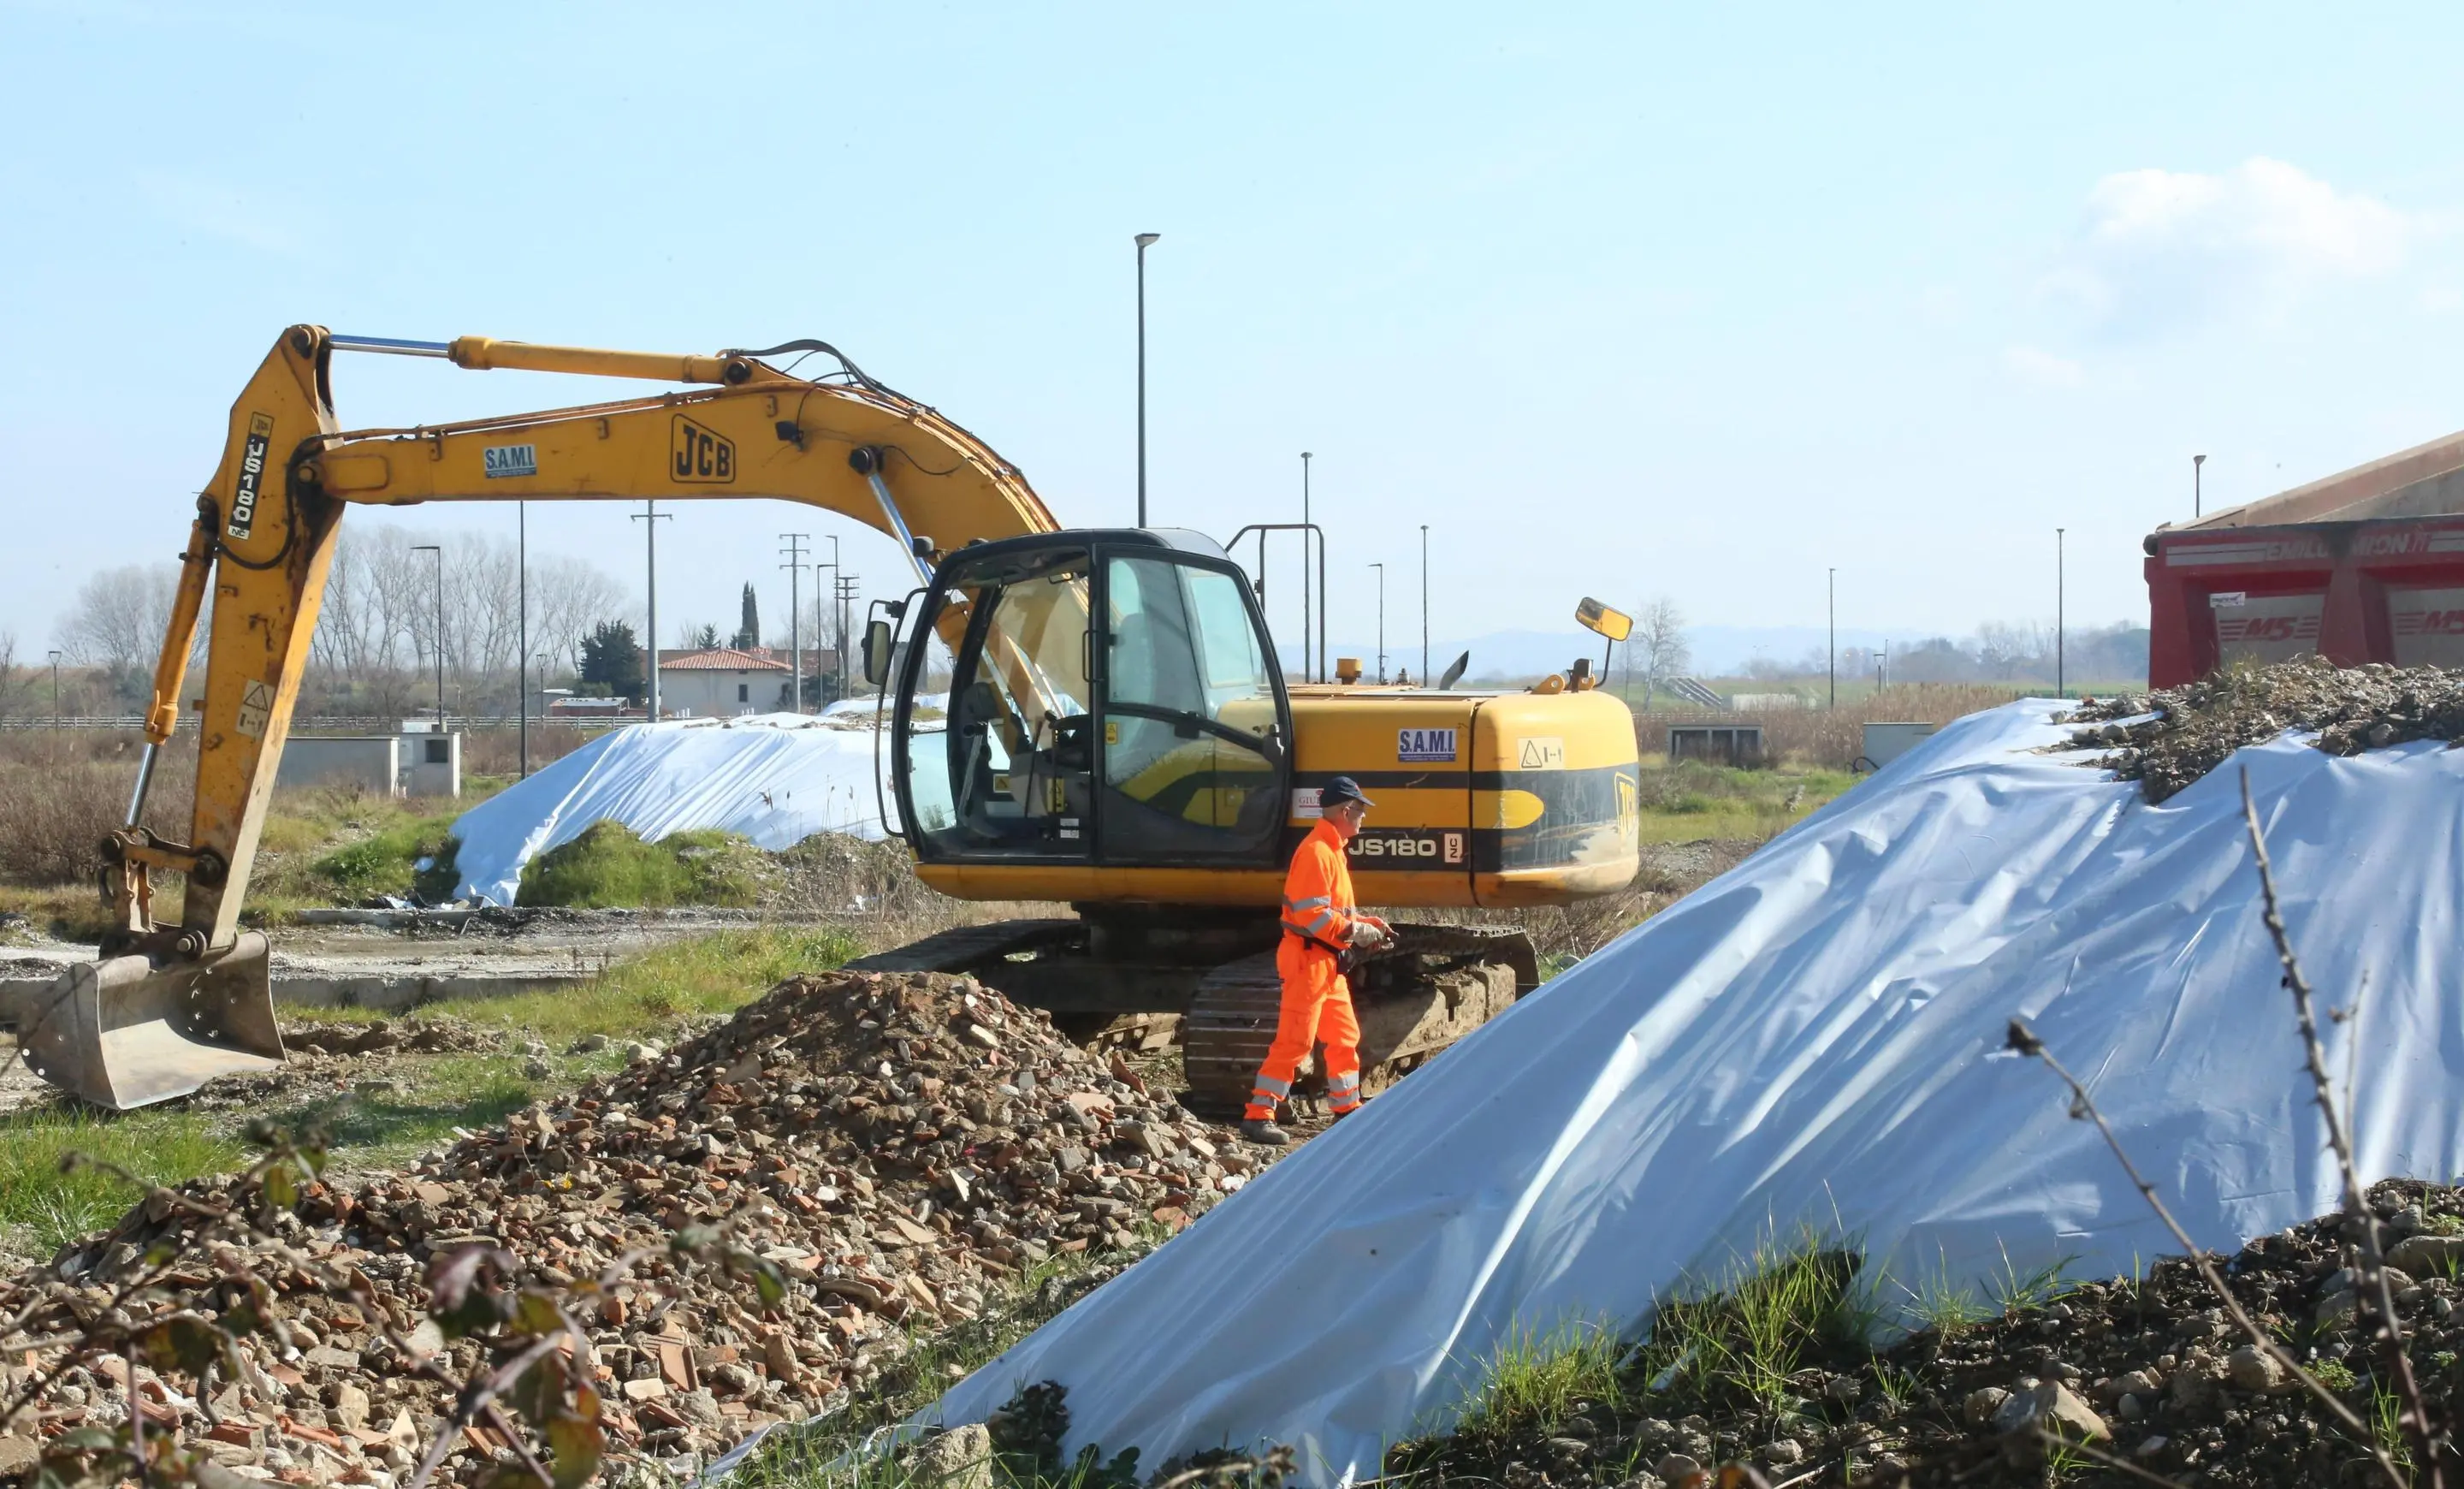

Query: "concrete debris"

xmin=0 ymin=970 xmax=1270 ymax=1485
xmin=2065 ymin=656 xmax=2464 ymax=801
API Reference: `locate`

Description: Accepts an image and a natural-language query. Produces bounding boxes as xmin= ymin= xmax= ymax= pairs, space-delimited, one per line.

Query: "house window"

xmin=424 ymin=738 xmax=449 ymax=764
xmin=737 ymin=683 xmax=749 ymax=702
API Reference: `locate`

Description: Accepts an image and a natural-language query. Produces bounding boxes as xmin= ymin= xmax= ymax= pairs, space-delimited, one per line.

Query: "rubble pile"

xmin=1392 ymin=1180 xmax=2464 ymax=1488
xmin=0 ymin=970 xmax=1266 ymax=1484
xmin=2066 ymin=656 xmax=2464 ymax=801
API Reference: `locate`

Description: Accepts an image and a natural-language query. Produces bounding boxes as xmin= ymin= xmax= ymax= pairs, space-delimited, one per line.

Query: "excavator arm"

xmin=26 ymin=324 xmax=1058 ymax=1107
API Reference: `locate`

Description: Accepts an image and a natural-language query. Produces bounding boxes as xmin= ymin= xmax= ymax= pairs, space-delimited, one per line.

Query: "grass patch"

xmin=1634 ymin=1235 xmax=1876 ymax=1413
xmin=252 ymin=784 xmax=482 ymax=907
xmin=294 ymin=925 xmax=863 ymax=1045
xmin=1448 ymin=1319 xmax=1627 ymax=1450
xmin=0 ymin=1107 xmax=246 ymax=1254
xmin=265 ymin=1053 xmax=543 ymax=1172
xmin=517 ymin=822 xmax=768 ymax=909
xmin=1632 ymin=759 xmax=1855 ymax=845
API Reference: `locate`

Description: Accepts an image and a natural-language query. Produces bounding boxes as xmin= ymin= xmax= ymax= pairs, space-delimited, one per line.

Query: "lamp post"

xmin=1300 ymin=452 xmax=1313 ymax=682
xmin=1135 ymin=232 xmax=1160 ymax=527
xmin=632 ymin=501 xmax=672 ymax=720
xmin=412 ymin=544 xmax=444 ymax=726
xmin=47 ymin=650 xmax=62 ymax=729
xmin=518 ymin=501 xmax=530 ymax=777
xmin=1370 ymin=562 xmax=1386 ymax=684
xmin=1827 ymin=567 xmax=1837 ymax=709
xmin=2056 ymin=526 xmax=2067 ymax=699
xmin=1419 ymin=524 xmax=1430 ymax=686
xmin=779 ymin=532 xmax=811 ymax=713
xmin=826 ymin=534 xmax=843 ymax=701
xmin=2194 ymin=454 xmax=2206 ymax=519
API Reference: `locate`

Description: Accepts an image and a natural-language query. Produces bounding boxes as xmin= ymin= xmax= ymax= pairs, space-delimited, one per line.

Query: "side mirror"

xmin=862 ymin=619 xmax=895 ymax=687
xmin=1576 ymin=597 xmax=1634 ymax=643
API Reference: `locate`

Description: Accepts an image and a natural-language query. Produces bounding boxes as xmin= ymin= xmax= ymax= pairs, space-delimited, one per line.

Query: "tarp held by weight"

xmin=926 ymin=698 xmax=2464 ymax=1483
xmin=448 ymin=715 xmax=896 ymax=906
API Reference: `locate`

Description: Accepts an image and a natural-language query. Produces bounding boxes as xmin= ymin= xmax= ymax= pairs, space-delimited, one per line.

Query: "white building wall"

xmin=656 ymin=667 xmax=792 ymax=717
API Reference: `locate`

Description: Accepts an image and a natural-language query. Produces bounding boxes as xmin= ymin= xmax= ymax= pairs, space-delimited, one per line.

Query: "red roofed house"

xmin=654 ymin=647 xmax=792 ymax=716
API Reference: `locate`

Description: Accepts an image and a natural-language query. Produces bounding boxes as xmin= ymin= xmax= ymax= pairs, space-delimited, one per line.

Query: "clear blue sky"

xmin=8 ymin=1 xmax=2464 ymax=661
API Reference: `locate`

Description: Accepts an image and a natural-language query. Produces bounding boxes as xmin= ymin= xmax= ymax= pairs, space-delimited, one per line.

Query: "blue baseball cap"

xmin=1321 ymin=776 xmax=1376 ymax=809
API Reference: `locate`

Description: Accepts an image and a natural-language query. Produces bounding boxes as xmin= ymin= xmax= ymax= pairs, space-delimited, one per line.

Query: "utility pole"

xmin=837 ymin=573 xmax=862 ymax=695
xmin=1878 ymin=639 xmax=1889 ymax=690
xmin=1300 ymin=452 xmax=1314 ymax=683
xmin=1370 ymin=562 xmax=1386 ymax=683
xmin=2194 ymin=454 xmax=2206 ymax=519
xmin=821 ymin=534 xmax=842 ymax=703
xmin=47 ymin=650 xmax=62 ymax=729
xmin=780 ymin=533 xmax=811 ymax=714
xmin=1827 ymin=567 xmax=1837 ymax=709
xmin=1135 ymin=232 xmax=1160 ymax=527
xmin=518 ymin=500 xmax=530 ymax=778
xmin=632 ymin=501 xmax=672 ymax=720
xmin=1419 ymin=525 xmax=1430 ymax=686
xmin=412 ymin=544 xmax=445 ymax=727
xmin=2056 ymin=526 xmax=2067 ymax=699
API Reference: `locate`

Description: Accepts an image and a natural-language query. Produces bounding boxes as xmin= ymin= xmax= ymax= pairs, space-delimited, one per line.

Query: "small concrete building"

xmin=275 ymin=727 xmax=461 ymax=798
xmin=655 ymin=647 xmax=793 ymax=716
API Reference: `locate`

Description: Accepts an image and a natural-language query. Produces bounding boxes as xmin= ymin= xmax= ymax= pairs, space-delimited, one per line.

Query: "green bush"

xmin=309 ymin=818 xmax=461 ymax=902
xmin=516 ymin=821 xmax=767 ymax=908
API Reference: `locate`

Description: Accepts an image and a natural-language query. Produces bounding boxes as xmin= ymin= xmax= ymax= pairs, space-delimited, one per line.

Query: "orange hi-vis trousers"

xmin=1245 ymin=937 xmax=1365 ymax=1121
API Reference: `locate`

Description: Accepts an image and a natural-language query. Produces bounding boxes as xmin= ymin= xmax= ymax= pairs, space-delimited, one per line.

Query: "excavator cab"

xmin=885 ymin=529 xmax=1293 ymax=873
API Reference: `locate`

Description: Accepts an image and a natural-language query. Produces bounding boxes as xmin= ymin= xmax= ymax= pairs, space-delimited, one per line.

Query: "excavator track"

xmin=1179 ymin=923 xmax=1535 ymax=1116
xmin=844 ymin=919 xmax=1081 ymax=976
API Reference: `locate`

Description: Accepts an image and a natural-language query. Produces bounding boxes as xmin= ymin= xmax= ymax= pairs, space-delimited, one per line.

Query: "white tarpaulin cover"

xmin=449 ymin=715 xmax=894 ymax=905
xmin=926 ymin=698 xmax=2464 ymax=1482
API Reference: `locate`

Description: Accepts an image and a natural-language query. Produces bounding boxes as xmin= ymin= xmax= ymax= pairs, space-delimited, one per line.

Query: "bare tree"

xmin=58 ymin=565 xmax=174 ymax=680
xmin=1974 ymin=620 xmax=2052 ymax=681
xmin=1632 ymin=597 xmax=1691 ymax=710
xmin=308 ymin=522 xmax=630 ymax=717
xmin=0 ymin=632 xmax=28 ymax=723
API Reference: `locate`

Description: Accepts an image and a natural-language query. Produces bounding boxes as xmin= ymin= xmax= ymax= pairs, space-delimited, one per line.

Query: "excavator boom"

xmin=25 ymin=325 xmax=1059 ymax=1108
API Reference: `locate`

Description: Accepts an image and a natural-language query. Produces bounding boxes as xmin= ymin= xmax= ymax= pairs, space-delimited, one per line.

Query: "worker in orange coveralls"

xmin=1242 ymin=775 xmax=1392 ymax=1146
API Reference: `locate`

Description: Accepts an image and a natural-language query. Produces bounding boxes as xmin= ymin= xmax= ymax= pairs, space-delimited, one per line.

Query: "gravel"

xmin=1392 ymin=1178 xmax=2464 ymax=1488
xmin=2064 ymin=656 xmax=2464 ymax=802
xmin=0 ymin=970 xmax=1278 ymax=1485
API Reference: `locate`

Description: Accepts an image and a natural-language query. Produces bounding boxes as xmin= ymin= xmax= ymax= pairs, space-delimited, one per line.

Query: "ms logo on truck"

xmin=671 ymin=415 xmax=735 ymax=483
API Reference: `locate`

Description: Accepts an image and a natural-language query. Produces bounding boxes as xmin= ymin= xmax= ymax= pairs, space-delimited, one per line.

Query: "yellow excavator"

xmin=20 ymin=326 xmax=1643 ymax=1111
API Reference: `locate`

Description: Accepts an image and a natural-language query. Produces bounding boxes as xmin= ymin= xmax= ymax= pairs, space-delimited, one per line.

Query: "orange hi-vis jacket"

xmin=1279 ymin=818 xmax=1359 ymax=952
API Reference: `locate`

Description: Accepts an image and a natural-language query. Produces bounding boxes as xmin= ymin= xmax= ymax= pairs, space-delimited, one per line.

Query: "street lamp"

xmin=1300 ymin=452 xmax=1313 ymax=683
xmin=518 ymin=500 xmax=530 ymax=777
xmin=632 ymin=501 xmax=672 ymax=720
xmin=412 ymin=544 xmax=445 ymax=727
xmin=1827 ymin=567 xmax=1837 ymax=709
xmin=1370 ymin=562 xmax=1386 ymax=684
xmin=1419 ymin=524 xmax=1430 ymax=686
xmin=780 ymin=532 xmax=812 ymax=713
xmin=2056 ymin=527 xmax=2067 ymax=699
xmin=1135 ymin=232 xmax=1161 ymax=527
xmin=2194 ymin=454 xmax=2206 ymax=519
xmin=47 ymin=650 xmax=62 ymax=729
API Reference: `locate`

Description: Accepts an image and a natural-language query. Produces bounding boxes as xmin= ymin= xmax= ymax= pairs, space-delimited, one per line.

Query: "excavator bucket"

xmin=14 ymin=932 xmax=284 ymax=1110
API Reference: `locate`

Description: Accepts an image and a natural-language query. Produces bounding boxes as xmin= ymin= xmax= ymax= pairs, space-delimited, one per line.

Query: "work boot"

xmin=1240 ymin=1118 xmax=1289 ymax=1147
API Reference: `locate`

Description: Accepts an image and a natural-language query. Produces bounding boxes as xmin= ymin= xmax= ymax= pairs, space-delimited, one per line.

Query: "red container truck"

xmin=2146 ymin=430 xmax=2464 ymax=687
